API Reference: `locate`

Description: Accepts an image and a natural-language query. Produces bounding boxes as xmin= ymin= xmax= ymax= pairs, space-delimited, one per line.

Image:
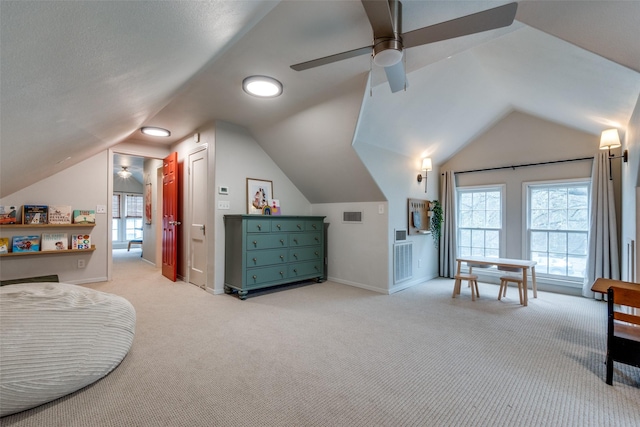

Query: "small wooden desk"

xmin=456 ymin=256 xmax=537 ymax=306
xmin=591 ymin=278 xmax=640 ymax=294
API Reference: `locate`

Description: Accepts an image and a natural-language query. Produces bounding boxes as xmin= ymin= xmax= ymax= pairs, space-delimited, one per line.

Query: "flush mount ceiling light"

xmin=140 ymin=126 xmax=171 ymax=137
xmin=118 ymin=166 xmax=132 ymax=179
xmin=242 ymin=76 xmax=283 ymax=98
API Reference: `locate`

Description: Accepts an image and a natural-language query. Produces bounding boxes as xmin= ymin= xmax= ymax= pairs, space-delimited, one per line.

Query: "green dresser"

xmin=224 ymin=215 xmax=326 ymax=299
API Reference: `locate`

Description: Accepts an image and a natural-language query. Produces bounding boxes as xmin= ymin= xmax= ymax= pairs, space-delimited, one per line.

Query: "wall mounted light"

xmin=417 ymin=157 xmax=432 ymax=193
xmin=118 ymin=166 xmax=132 ymax=179
xmin=141 ymin=126 xmax=171 ymax=137
xmin=599 ymin=128 xmax=628 ymax=180
xmin=242 ymin=75 xmax=283 ymax=98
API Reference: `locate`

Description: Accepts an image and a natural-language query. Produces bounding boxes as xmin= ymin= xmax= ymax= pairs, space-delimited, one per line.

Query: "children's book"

xmin=12 ymin=235 xmax=40 ymax=252
xmin=71 ymin=234 xmax=91 ymax=250
xmin=42 ymin=233 xmax=69 ymax=251
xmin=0 ymin=237 xmax=9 ymax=254
xmin=23 ymin=205 xmax=48 ymax=224
xmin=0 ymin=206 xmax=18 ymax=224
xmin=48 ymin=205 xmax=72 ymax=224
xmin=73 ymin=210 xmax=95 ymax=224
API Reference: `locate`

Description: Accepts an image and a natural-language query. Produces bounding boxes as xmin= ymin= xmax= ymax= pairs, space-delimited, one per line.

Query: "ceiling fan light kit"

xmin=291 ymin=1 xmax=518 ymax=93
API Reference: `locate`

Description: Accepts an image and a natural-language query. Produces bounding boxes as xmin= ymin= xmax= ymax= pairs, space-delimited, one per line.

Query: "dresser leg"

xmin=238 ymin=290 xmax=248 ymax=300
xmin=224 ymin=285 xmax=233 ymax=295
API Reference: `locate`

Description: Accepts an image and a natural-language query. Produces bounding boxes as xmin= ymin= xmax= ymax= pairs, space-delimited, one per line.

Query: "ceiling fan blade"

xmin=291 ymin=46 xmax=372 ymax=71
xmin=384 ymin=61 xmax=406 ymax=93
xmin=402 ymin=2 xmax=518 ymax=49
xmin=361 ymin=0 xmax=397 ymax=37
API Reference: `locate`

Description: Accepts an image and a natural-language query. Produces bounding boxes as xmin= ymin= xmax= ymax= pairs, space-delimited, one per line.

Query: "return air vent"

xmin=394 ymin=242 xmax=413 ymax=284
xmin=342 ymin=211 xmax=363 ymax=223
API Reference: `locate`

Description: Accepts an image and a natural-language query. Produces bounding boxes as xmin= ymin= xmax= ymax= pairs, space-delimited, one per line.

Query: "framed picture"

xmin=246 ymin=178 xmax=273 ymax=214
xmin=145 ymin=182 xmax=152 ymax=224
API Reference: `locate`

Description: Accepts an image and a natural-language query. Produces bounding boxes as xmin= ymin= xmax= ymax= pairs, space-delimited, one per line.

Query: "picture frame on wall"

xmin=246 ymin=178 xmax=273 ymax=214
xmin=145 ymin=182 xmax=152 ymax=224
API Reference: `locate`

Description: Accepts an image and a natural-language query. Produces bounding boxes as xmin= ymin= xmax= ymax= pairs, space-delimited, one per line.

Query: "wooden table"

xmin=456 ymin=256 xmax=537 ymax=306
xmin=590 ymin=278 xmax=640 ymax=294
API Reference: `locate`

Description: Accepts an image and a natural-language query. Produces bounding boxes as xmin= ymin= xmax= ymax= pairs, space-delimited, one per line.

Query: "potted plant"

xmin=430 ymin=200 xmax=443 ymax=248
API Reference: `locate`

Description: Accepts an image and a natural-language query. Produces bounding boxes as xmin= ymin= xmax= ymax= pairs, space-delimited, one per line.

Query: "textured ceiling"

xmin=1 ymin=1 xmax=639 ymax=201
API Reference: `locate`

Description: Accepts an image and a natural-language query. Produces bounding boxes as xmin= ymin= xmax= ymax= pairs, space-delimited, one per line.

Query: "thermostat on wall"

xmin=218 ymin=186 xmax=229 ymax=195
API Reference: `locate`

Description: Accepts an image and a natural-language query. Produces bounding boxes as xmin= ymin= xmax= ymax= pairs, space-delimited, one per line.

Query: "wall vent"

xmin=342 ymin=211 xmax=363 ymax=223
xmin=394 ymin=242 xmax=413 ymax=284
xmin=395 ymin=229 xmax=407 ymax=242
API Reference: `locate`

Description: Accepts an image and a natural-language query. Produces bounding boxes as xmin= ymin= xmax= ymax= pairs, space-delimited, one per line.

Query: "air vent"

xmin=394 ymin=242 xmax=413 ymax=284
xmin=342 ymin=211 xmax=363 ymax=223
xmin=395 ymin=229 xmax=407 ymax=242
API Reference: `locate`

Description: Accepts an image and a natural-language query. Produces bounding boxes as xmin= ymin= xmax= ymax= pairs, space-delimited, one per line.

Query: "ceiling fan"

xmin=291 ymin=1 xmax=518 ymax=93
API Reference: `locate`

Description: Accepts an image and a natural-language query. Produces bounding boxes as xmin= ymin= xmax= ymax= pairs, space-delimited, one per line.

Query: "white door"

xmin=188 ymin=148 xmax=207 ymax=288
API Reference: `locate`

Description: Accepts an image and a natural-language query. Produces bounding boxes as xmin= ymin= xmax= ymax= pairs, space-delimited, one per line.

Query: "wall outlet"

xmin=77 ymin=259 xmax=85 ymax=269
xmin=217 ymin=200 xmax=230 ymax=210
xmin=378 ymin=204 xmax=384 ymax=214
xmin=96 ymin=204 xmax=107 ymax=214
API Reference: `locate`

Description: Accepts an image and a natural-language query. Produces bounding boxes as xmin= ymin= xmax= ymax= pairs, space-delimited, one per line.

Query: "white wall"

xmin=621 ymin=93 xmax=640 ymax=282
xmin=353 ymin=143 xmax=440 ymax=292
xmin=0 ymin=152 xmax=110 ymax=284
xmin=440 ymin=110 xmax=604 ymax=294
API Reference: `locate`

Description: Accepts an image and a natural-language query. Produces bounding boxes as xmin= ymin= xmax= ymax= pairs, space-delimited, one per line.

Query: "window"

xmin=112 ymin=193 xmax=143 ymax=242
xmin=457 ymin=186 xmax=503 ymax=258
xmin=526 ymin=181 xmax=589 ymax=281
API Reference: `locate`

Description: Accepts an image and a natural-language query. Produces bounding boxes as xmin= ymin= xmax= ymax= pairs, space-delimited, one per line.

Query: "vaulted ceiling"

xmin=2 ymin=1 xmax=639 ymax=200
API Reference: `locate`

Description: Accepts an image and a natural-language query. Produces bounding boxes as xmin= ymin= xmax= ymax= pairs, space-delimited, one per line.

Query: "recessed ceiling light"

xmin=141 ymin=127 xmax=171 ymax=137
xmin=242 ymin=76 xmax=283 ymax=98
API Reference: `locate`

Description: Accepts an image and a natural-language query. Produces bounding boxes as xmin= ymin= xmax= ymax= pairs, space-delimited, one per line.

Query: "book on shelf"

xmin=71 ymin=234 xmax=91 ymax=250
xmin=0 ymin=206 xmax=19 ymax=224
xmin=48 ymin=205 xmax=72 ymax=224
xmin=73 ymin=210 xmax=95 ymax=224
xmin=23 ymin=205 xmax=48 ymax=224
xmin=0 ymin=237 xmax=9 ymax=254
xmin=12 ymin=235 xmax=40 ymax=252
xmin=41 ymin=233 xmax=69 ymax=251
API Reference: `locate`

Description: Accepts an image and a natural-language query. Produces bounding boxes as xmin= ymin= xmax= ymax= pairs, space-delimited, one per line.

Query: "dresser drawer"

xmin=289 ymin=261 xmax=323 ymax=278
xmin=289 ymin=247 xmax=322 ymax=262
xmin=306 ymin=220 xmax=323 ymax=232
xmin=289 ymin=232 xmax=322 ymax=247
xmin=246 ymin=266 xmax=288 ymax=287
xmin=246 ymin=218 xmax=271 ymax=233
xmin=246 ymin=234 xmax=287 ymax=250
xmin=246 ymin=249 xmax=288 ymax=267
xmin=271 ymin=220 xmax=305 ymax=232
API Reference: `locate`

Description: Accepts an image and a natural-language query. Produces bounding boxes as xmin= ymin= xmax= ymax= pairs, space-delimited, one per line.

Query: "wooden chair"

xmin=452 ymin=273 xmax=480 ymax=301
xmin=606 ymin=286 xmax=640 ymax=385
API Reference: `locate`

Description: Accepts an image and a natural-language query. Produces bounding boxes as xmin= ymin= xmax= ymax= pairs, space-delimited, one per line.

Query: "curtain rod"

xmin=445 ymin=156 xmax=594 ymax=175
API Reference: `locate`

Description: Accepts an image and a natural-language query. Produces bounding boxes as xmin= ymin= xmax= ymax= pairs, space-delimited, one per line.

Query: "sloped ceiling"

xmin=1 ymin=1 xmax=639 ymax=201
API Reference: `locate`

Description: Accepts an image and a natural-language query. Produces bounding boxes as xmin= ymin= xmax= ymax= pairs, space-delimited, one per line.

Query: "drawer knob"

xmin=297 ymin=224 xmax=302 ymax=229
xmin=293 ymin=239 xmax=298 ymax=244
xmin=253 ymin=240 xmax=257 ymax=246
xmin=312 ymin=224 xmax=317 ymax=229
xmin=280 ymin=255 xmax=284 ymax=260
xmin=253 ymin=257 xmax=257 ymax=263
xmin=252 ymin=275 xmax=257 ymax=280
xmin=280 ymin=271 xmax=284 ymax=276
xmin=277 ymin=224 xmax=281 ymax=229
xmin=315 ymin=237 xmax=319 ymax=242
xmin=293 ymin=253 xmax=298 ymax=258
xmin=314 ymin=251 xmax=319 ymax=256
xmin=293 ymin=269 xmax=297 ymax=273
xmin=257 ymin=224 xmax=262 ymax=230
xmin=280 ymin=239 xmax=284 ymax=245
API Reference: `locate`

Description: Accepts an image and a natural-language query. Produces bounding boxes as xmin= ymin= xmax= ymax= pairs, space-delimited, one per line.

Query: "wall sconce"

xmin=599 ymin=129 xmax=628 ymax=180
xmin=417 ymin=158 xmax=432 ymax=193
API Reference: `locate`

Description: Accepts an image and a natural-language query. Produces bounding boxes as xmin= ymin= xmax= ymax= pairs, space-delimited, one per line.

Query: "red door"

xmin=162 ymin=152 xmax=179 ymax=281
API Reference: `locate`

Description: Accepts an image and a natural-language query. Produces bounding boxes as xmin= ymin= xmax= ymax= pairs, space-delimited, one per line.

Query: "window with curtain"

xmin=112 ymin=193 xmax=143 ymax=242
xmin=456 ymin=186 xmax=503 ymax=258
xmin=526 ymin=180 xmax=589 ymax=283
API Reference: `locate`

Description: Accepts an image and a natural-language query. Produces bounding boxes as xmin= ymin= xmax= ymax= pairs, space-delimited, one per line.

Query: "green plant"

xmin=430 ymin=200 xmax=443 ymax=248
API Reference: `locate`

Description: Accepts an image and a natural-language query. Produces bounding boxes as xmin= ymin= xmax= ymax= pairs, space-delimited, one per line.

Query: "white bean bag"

xmin=0 ymin=282 xmax=135 ymax=417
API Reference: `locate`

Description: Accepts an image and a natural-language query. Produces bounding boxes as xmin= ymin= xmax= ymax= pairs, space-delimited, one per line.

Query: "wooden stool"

xmin=127 ymin=240 xmax=143 ymax=251
xmin=499 ymin=275 xmax=524 ymax=305
xmin=453 ymin=273 xmax=480 ymax=301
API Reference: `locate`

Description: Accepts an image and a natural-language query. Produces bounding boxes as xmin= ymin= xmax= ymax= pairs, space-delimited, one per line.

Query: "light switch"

xmin=96 ymin=205 xmax=107 ymax=214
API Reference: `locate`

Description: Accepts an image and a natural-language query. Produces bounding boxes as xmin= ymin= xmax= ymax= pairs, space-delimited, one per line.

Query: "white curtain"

xmin=440 ymin=171 xmax=457 ymax=278
xmin=583 ymin=152 xmax=620 ymax=298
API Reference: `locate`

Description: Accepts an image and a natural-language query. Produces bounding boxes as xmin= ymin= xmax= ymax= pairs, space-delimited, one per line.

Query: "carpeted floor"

xmin=1 ymin=249 xmax=639 ymax=426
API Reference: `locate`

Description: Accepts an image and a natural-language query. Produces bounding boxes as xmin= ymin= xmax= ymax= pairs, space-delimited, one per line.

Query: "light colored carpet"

xmin=1 ymin=249 xmax=638 ymax=426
